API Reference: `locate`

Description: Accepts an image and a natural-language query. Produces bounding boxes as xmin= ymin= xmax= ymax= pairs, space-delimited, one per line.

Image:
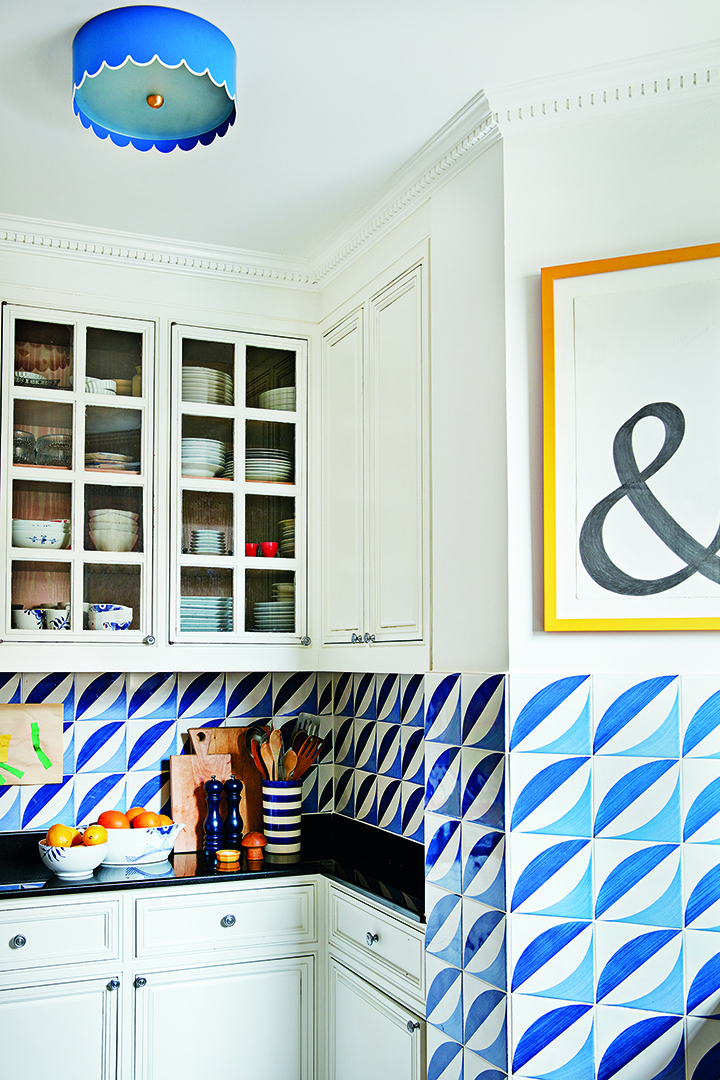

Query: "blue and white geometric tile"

xmin=75 ymin=673 xmax=127 ymax=721
xmin=300 ymin=768 xmax=318 ymax=813
xmin=426 ymin=812 xmax=462 ymax=893
xmin=354 ymin=717 xmax=376 ymax=772
xmin=462 ymin=749 xmax=504 ymax=829
xmin=426 ymin=881 xmax=463 ymax=967
xmin=463 ymin=897 xmax=506 ymax=989
xmin=426 ymin=743 xmax=461 ymax=818
xmin=594 ymin=920 xmax=684 ymax=1013
xmin=0 ymin=786 xmax=21 ymax=831
xmin=685 ymin=929 xmax=720 ymax=1016
xmin=683 ymin=758 xmax=720 ymax=844
xmin=461 ymin=675 xmax=505 ymax=752
xmin=426 ymin=673 xmax=461 ymax=744
xmin=509 ymin=914 xmax=593 ymax=1002
xmin=376 ymin=674 xmax=401 ymax=724
xmin=74 ymin=720 xmax=127 ymax=773
xmin=427 ymin=952 xmax=464 ymax=1041
xmin=63 ymin=720 xmax=75 ymax=774
xmin=681 ymin=674 xmax=720 ymax=758
xmin=125 ymin=771 xmax=170 ymax=816
xmin=509 ymin=674 xmax=591 ymax=756
xmin=593 ymin=675 xmax=680 ymax=758
xmin=508 ymin=753 xmax=591 ymax=837
xmin=22 ymin=673 xmax=74 ymax=720
xmin=0 ymin=673 xmax=21 ymax=704
xmin=333 ymin=673 xmax=354 ymax=717
xmin=334 ymin=766 xmax=354 ymax=817
xmin=462 ymin=973 xmax=507 ymax=1070
xmin=462 ymin=822 xmax=505 ymax=910
xmin=593 ymin=756 xmax=681 ymax=843
xmin=463 ymin=1048 xmax=506 ymax=1080
xmin=126 ymin=673 xmax=177 ymax=720
xmin=376 ymin=722 xmax=402 ymax=777
xmin=508 ymin=833 xmax=593 ymax=919
xmin=317 ymin=672 xmax=333 ymax=715
xmin=400 ymin=673 xmax=424 ymax=728
xmin=509 ymin=993 xmax=594 ymax=1080
xmin=334 ymin=717 xmax=354 ymax=767
xmin=594 ymin=839 xmax=682 ymax=927
xmin=594 ymin=1005 xmax=684 ymax=1080
xmin=400 ymin=725 xmax=424 ymax=784
xmin=401 ymin=781 xmax=423 ymax=841
xmin=20 ymin=776 xmax=74 ymax=830
xmin=75 ymin=773 xmax=127 ymax=826
xmin=377 ymin=776 xmax=402 ymax=834
xmin=354 ymin=772 xmax=378 ymax=826
xmin=225 ymin=672 xmax=272 ymax=719
xmin=177 ymin=673 xmax=225 ymax=721
xmin=353 ymin=673 xmax=376 ymax=720
xmin=683 ymin=843 xmax=720 ymax=931
xmin=317 ymin=763 xmax=334 ymax=814
xmin=126 ymin=719 xmax=178 ymax=771
xmin=273 ymin=672 xmax=317 ymax=716
xmin=427 ymin=1024 xmax=463 ymax=1080
xmin=686 ymin=1015 xmax=720 ymax=1079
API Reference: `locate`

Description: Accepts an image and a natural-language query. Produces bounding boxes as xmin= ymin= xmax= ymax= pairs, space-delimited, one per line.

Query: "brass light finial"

xmin=146 ymin=93 xmax=164 ymax=109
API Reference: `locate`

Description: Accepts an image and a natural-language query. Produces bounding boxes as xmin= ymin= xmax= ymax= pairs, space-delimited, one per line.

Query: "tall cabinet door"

xmin=366 ymin=266 xmax=424 ymax=643
xmin=321 ymin=310 xmax=365 ymax=644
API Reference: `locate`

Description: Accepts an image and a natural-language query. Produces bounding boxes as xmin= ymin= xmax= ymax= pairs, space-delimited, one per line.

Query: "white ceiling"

xmin=2 ymin=1 xmax=719 ymax=261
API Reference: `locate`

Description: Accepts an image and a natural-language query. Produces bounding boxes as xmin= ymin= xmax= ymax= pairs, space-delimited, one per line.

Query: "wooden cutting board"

xmin=169 ymin=752 xmax=232 ymax=853
xmin=188 ymin=726 xmax=264 ymax=837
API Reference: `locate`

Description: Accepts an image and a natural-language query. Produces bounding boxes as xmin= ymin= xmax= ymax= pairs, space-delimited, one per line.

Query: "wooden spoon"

xmin=260 ymin=739 xmax=275 ymax=781
xmin=283 ymin=749 xmax=298 ymax=780
xmin=269 ymin=728 xmax=284 ymax=781
xmin=250 ymin=740 xmax=267 ymax=779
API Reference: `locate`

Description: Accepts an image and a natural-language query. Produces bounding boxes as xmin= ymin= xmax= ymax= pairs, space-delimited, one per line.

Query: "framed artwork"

xmin=542 ymin=241 xmax=720 ymax=631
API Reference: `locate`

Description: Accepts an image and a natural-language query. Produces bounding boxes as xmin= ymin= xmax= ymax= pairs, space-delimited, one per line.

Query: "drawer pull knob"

xmin=12 ymin=934 xmax=26 ymax=949
xmin=407 ymin=1021 xmax=421 ymax=1034
xmin=107 ymin=979 xmax=120 ymax=991
xmin=366 ymin=932 xmax=379 ymax=947
xmin=221 ymin=914 xmax=236 ymax=929
xmin=134 ymin=977 xmax=147 ymax=989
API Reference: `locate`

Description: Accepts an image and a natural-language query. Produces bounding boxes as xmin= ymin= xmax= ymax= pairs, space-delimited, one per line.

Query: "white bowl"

xmin=88 ymin=510 xmax=138 ymax=521
xmin=100 ymin=823 xmax=183 ymax=866
xmin=88 ymin=614 xmax=132 ymax=631
xmin=89 ymin=529 xmax=137 ymax=552
xmin=88 ymin=603 xmax=133 ymax=617
xmin=12 ymin=528 xmax=70 ymax=549
xmin=39 ymin=840 xmax=107 ymax=879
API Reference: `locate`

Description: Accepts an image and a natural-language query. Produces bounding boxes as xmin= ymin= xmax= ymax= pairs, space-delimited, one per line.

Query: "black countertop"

xmin=0 ymin=815 xmax=425 ymax=921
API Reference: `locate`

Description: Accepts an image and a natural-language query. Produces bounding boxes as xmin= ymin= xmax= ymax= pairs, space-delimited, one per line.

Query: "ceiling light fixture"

xmin=72 ymin=5 xmax=236 ymax=152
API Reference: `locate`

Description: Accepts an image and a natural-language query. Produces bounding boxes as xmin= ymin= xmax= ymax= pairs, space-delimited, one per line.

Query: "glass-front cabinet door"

xmin=170 ymin=326 xmax=306 ymax=642
xmin=1 ymin=305 xmax=154 ymax=641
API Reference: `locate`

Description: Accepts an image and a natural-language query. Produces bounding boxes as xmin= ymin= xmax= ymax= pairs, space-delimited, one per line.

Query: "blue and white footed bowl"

xmin=100 ymin=823 xmax=183 ymax=866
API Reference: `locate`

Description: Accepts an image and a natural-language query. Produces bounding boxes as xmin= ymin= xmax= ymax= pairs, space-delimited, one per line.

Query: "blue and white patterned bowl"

xmin=101 ymin=823 xmax=183 ymax=866
xmin=38 ymin=841 xmax=107 ymax=879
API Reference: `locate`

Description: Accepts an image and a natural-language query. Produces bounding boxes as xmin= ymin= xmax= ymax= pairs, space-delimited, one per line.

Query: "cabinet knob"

xmin=300 ymin=636 xmax=311 ymax=647
xmin=107 ymin=979 xmax=120 ymax=991
xmin=220 ymin=914 xmax=236 ymax=929
xmin=366 ymin=932 xmax=379 ymax=947
xmin=11 ymin=934 xmax=26 ymax=949
xmin=144 ymin=635 xmax=156 ymax=646
xmin=407 ymin=1021 xmax=421 ymax=1034
xmin=134 ymin=976 xmax=147 ymax=989
xmin=350 ymin=633 xmax=363 ymax=644
xmin=363 ymin=632 xmax=376 ymax=644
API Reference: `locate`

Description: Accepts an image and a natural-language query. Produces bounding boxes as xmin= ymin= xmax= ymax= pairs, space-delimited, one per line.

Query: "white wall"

xmin=501 ymin=92 xmax=720 ymax=673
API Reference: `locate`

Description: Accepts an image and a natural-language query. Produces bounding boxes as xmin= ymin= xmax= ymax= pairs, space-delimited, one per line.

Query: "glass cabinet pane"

xmin=14 ymin=319 xmax=73 ymax=391
xmin=246 ymin=419 xmax=295 ymax=484
xmin=83 ymin=564 xmax=140 ymax=631
xmin=182 ymin=490 xmax=233 ymax=555
xmin=85 ymin=406 xmax=142 ymax=473
xmin=13 ymin=400 xmax=74 ymax=469
xmin=246 ymin=345 xmax=296 ymax=410
xmin=85 ymin=326 xmax=142 ymax=397
xmin=182 ymin=338 xmax=234 ymax=405
xmin=246 ymin=569 xmax=296 ymax=634
xmin=84 ymin=486 xmax=142 ymax=553
xmin=11 ymin=562 xmax=71 ymax=630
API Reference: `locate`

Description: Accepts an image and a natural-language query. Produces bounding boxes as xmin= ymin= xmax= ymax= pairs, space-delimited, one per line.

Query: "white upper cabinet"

xmin=319 ymin=255 xmax=429 ymax=668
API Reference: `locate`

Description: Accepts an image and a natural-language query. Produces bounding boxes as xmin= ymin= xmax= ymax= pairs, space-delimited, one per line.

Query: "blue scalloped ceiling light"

xmin=72 ymin=6 xmax=236 ymax=152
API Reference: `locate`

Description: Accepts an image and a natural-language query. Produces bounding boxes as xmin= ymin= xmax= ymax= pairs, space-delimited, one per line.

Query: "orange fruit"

xmin=45 ymin=823 xmax=75 ymax=847
xmin=97 ymin=809 xmax=131 ymax=830
xmin=132 ymin=811 xmax=162 ymax=829
xmin=82 ymin=824 xmax=108 ymax=846
xmin=125 ymin=806 xmax=146 ymax=823
xmin=71 ymin=832 xmax=85 ymax=846
xmin=157 ymin=814 xmax=174 ymax=826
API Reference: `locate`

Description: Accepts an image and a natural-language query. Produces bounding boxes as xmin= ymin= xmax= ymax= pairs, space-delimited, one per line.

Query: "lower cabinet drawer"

xmin=0 ymin=900 xmax=120 ymax=972
xmin=135 ymin=882 xmax=317 ymax=958
xmin=328 ymin=887 xmax=424 ymax=1001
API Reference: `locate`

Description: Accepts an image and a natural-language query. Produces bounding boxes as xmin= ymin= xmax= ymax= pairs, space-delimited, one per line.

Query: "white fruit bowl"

xmin=100 ymin=823 xmax=183 ymax=866
xmin=38 ymin=841 xmax=107 ymax=879
xmin=89 ymin=528 xmax=137 ymax=552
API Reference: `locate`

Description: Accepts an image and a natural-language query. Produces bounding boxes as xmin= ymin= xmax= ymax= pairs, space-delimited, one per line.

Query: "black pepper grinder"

xmin=223 ymin=774 xmax=244 ymax=849
xmin=203 ymin=774 xmax=224 ymax=860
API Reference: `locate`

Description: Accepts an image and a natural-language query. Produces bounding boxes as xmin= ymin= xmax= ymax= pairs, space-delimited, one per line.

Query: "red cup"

xmin=245 ymin=543 xmax=258 ymax=556
xmin=260 ymin=541 xmax=278 ymax=558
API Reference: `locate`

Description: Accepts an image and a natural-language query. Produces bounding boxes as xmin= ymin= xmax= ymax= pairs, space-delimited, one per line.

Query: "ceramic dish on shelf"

xmin=12 ymin=519 xmax=70 ymax=548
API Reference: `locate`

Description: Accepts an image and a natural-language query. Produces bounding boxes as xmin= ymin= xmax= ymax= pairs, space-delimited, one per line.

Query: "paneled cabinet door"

xmin=328 ymin=959 xmax=425 ymax=1080
xmin=321 ymin=263 xmax=426 ymax=647
xmin=0 ymin=974 xmax=119 ymax=1080
xmin=133 ymin=957 xmax=314 ymax=1080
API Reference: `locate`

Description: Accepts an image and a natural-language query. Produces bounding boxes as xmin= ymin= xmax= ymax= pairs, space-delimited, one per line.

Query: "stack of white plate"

xmin=221 ymin=447 xmax=234 ymax=479
xmin=85 ymin=452 xmax=140 ymax=473
xmin=180 ymin=596 xmax=233 ymax=632
xmin=271 ymin=581 xmax=295 ymax=601
xmin=182 ymin=366 xmax=233 ymax=405
xmin=253 ymin=600 xmax=295 ymax=632
xmin=85 ymin=377 xmax=117 ymax=395
xmin=278 ymin=518 xmax=295 ymax=557
xmin=258 ymin=386 xmax=296 ymax=411
xmin=182 ymin=438 xmax=226 ymax=478
xmin=190 ymin=529 xmax=227 ymax=555
xmin=246 ymin=448 xmax=293 ymax=482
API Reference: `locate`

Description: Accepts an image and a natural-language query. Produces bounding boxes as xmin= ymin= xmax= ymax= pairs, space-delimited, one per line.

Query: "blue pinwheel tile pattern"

xmin=426 ymin=673 xmax=462 ymax=744
xmin=509 ymin=675 xmax=591 ymax=756
xmin=510 ymin=993 xmax=594 ymax=1079
xmin=593 ymin=675 xmax=680 ymax=758
xmin=509 ymin=753 xmax=591 ymax=837
xmin=685 ymin=929 xmax=720 ymax=1016
xmin=683 ymin=843 xmax=720 ymax=931
xmin=595 ymin=1006 xmax=684 ymax=1080
xmin=593 ymin=839 xmax=682 ymax=927
xmin=127 ymin=672 xmax=177 ymax=720
xmin=427 ymin=1023 xmax=464 ymax=1080
xmin=75 ymin=672 xmax=126 ymax=721
xmin=510 ymin=914 xmax=594 ymax=1003
xmin=593 ymin=755 xmax=680 ymax=842
xmin=508 ymin=833 xmax=593 ymax=919
xmin=683 ymin=758 xmax=720 ymax=844
xmin=75 ymin=773 xmax=127 ymax=826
